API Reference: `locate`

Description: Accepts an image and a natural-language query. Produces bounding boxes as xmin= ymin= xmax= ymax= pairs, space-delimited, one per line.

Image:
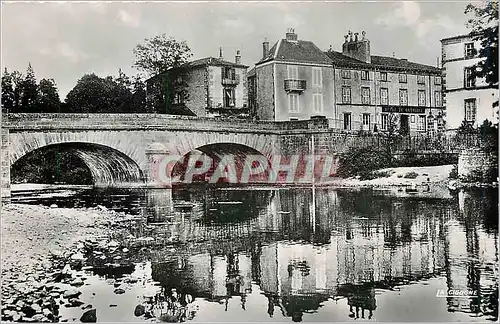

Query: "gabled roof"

xmin=184 ymin=57 xmax=248 ymax=69
xmin=325 ymin=50 xmax=441 ymax=74
xmin=258 ymin=39 xmax=332 ymax=65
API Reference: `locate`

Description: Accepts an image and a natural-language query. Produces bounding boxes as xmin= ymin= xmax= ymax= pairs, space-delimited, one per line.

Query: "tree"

xmin=65 ymin=73 xmax=136 ymax=113
xmin=133 ymin=33 xmax=192 ymax=76
xmin=21 ymin=63 xmax=39 ymax=113
xmin=465 ymin=2 xmax=498 ymax=102
xmin=131 ymin=75 xmax=148 ymax=112
xmin=38 ymin=78 xmax=61 ymax=113
xmin=1 ymin=68 xmax=14 ymax=111
xmin=8 ymin=70 xmax=24 ymax=113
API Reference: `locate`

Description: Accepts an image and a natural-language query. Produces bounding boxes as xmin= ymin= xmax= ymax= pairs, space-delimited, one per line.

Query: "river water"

xmin=11 ymin=186 xmax=499 ymax=322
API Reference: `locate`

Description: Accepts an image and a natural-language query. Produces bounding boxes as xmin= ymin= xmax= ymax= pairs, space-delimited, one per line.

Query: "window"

xmin=464 ymin=67 xmax=476 ymax=88
xmin=312 ymin=67 xmax=322 ymax=87
xmin=380 ymin=88 xmax=389 ymax=105
xmin=435 ymin=76 xmax=441 ymax=85
xmin=174 ymin=92 xmax=185 ymax=104
xmin=399 ymin=89 xmax=408 ymax=106
xmin=464 ymin=98 xmax=477 ymax=122
xmin=399 ymin=73 xmax=407 ymax=83
xmin=417 ymin=75 xmax=425 ymax=84
xmin=362 ymin=113 xmax=371 ymax=130
xmin=224 ymin=88 xmax=235 ymax=107
xmin=435 ymin=91 xmax=442 ymax=107
xmin=287 ymin=65 xmax=298 ymax=79
xmin=312 ymin=93 xmax=323 ymax=113
xmin=342 ymin=70 xmax=351 ymax=79
xmin=288 ymin=93 xmax=299 ymax=112
xmin=361 ymin=87 xmax=370 ymax=105
xmin=464 ymin=42 xmax=475 ymax=58
xmin=361 ymin=70 xmax=369 ymax=80
xmin=417 ymin=115 xmax=426 ymax=131
xmin=343 ymin=113 xmax=352 ymax=130
xmin=418 ymin=90 xmax=426 ymax=106
xmin=223 ymin=67 xmax=236 ymax=79
xmin=411 ymin=115 xmax=416 ymax=123
xmin=381 ymin=114 xmax=388 ymax=130
xmin=380 ymin=72 xmax=388 ymax=82
xmin=342 ymin=87 xmax=351 ymax=104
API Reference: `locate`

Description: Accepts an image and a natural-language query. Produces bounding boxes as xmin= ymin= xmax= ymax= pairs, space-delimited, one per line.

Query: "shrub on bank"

xmin=336 ymin=146 xmax=392 ymax=179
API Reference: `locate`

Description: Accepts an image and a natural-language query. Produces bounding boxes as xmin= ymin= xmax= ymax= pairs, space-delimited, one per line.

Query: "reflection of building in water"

xmin=445 ymin=189 xmax=498 ymax=319
xmin=148 ymin=188 xmax=497 ymax=321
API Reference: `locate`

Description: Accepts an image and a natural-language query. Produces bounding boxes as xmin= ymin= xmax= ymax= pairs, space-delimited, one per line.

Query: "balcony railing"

xmin=221 ymin=75 xmax=240 ymax=86
xmin=284 ymin=79 xmax=306 ymax=92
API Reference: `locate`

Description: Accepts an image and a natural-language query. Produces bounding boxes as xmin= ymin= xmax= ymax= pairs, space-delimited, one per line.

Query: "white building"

xmin=441 ymin=33 xmax=498 ymax=130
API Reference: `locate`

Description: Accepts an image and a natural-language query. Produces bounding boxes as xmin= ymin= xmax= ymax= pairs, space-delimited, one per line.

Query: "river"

xmin=11 ymin=185 xmax=499 ymax=322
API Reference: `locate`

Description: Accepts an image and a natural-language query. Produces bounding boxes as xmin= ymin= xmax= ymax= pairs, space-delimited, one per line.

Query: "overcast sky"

xmin=2 ymin=1 xmax=474 ymax=99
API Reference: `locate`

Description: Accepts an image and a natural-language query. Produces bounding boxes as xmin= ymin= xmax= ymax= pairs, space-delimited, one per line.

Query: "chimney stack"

xmin=342 ymin=30 xmax=370 ymax=63
xmin=262 ymin=38 xmax=269 ymax=58
xmin=285 ymin=28 xmax=298 ymax=41
xmin=235 ymin=50 xmax=241 ymax=65
xmin=219 ymin=47 xmax=223 ymax=59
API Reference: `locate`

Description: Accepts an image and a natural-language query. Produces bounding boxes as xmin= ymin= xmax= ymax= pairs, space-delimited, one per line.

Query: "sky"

xmin=2 ymin=1 xmax=476 ymax=100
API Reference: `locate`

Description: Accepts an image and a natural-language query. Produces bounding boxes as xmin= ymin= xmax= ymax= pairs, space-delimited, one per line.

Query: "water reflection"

xmin=139 ymin=187 xmax=497 ymax=322
xmin=12 ymin=186 xmax=499 ymax=321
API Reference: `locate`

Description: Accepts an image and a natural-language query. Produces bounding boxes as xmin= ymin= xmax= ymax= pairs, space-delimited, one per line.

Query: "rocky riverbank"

xmin=1 ymin=204 xmax=137 ymax=322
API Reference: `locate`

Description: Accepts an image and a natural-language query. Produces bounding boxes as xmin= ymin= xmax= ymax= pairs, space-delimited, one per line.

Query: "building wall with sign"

xmin=441 ymin=34 xmax=498 ymax=129
xmin=333 ymin=67 xmax=444 ymax=133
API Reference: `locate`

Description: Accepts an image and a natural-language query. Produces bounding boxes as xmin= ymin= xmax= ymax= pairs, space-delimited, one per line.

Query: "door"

xmin=400 ymin=114 xmax=409 ymax=135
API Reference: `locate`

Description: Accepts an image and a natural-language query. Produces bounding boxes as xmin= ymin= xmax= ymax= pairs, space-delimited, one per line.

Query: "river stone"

xmin=113 ymin=288 xmax=125 ymax=295
xmin=63 ymin=288 xmax=81 ymax=299
xmin=80 ymin=309 xmax=97 ymax=323
xmin=134 ymin=304 xmax=145 ymax=317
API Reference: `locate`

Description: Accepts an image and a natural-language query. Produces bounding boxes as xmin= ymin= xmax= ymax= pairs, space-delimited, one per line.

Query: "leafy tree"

xmin=133 ymin=33 xmax=192 ymax=76
xmin=21 ymin=63 xmax=39 ymax=113
xmin=10 ymin=70 xmax=24 ymax=113
xmin=66 ymin=72 xmax=139 ymax=113
xmin=38 ymin=78 xmax=61 ymax=113
xmin=1 ymin=68 xmax=14 ymax=111
xmin=465 ymin=1 xmax=498 ymax=105
xmin=131 ymin=75 xmax=148 ymax=112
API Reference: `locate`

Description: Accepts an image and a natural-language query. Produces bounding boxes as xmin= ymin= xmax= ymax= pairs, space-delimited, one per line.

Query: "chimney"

xmin=342 ymin=30 xmax=370 ymax=63
xmin=235 ymin=50 xmax=241 ymax=65
xmin=262 ymin=38 xmax=269 ymax=58
xmin=285 ymin=28 xmax=298 ymax=42
xmin=219 ymin=47 xmax=223 ymax=59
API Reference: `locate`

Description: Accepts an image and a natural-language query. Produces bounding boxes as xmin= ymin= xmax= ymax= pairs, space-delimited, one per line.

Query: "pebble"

xmin=113 ymin=288 xmax=126 ymax=295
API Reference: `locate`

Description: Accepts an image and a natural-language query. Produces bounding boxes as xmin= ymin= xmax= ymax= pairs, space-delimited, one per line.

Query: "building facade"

xmin=250 ymin=29 xmax=335 ymax=121
xmin=325 ymin=31 xmax=444 ymax=134
xmin=146 ymin=49 xmax=249 ymax=117
xmin=441 ymin=34 xmax=498 ymax=129
xmin=249 ymin=29 xmax=444 ymax=134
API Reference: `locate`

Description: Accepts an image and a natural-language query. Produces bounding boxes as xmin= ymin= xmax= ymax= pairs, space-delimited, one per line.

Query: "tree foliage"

xmin=1 ymin=68 xmax=15 ymax=111
xmin=65 ymin=71 xmax=147 ymax=113
xmin=38 ymin=78 xmax=61 ymax=113
xmin=133 ymin=33 xmax=192 ymax=76
xmin=465 ymin=1 xmax=499 ymax=89
xmin=21 ymin=63 xmax=39 ymax=113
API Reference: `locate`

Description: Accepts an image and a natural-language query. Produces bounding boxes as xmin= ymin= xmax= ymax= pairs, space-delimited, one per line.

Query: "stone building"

xmin=249 ymin=29 xmax=444 ymax=134
xmin=325 ymin=31 xmax=444 ymax=134
xmin=146 ymin=48 xmax=249 ymax=117
xmin=249 ymin=29 xmax=335 ymax=121
xmin=441 ymin=33 xmax=498 ymax=130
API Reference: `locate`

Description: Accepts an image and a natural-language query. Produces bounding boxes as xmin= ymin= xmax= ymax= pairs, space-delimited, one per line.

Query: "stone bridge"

xmin=0 ymin=113 xmax=472 ymax=203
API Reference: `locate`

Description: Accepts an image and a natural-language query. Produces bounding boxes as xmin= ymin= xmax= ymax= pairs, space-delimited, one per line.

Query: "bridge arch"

xmin=171 ymin=142 xmax=271 ymax=184
xmin=11 ymin=142 xmax=145 ymax=186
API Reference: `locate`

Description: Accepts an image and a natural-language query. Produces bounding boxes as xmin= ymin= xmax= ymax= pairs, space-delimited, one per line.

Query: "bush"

xmin=403 ymin=171 xmax=419 ymax=179
xmin=337 ymin=146 xmax=392 ymax=178
xmin=359 ymin=170 xmax=393 ymax=181
xmin=449 ymin=165 xmax=459 ymax=179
